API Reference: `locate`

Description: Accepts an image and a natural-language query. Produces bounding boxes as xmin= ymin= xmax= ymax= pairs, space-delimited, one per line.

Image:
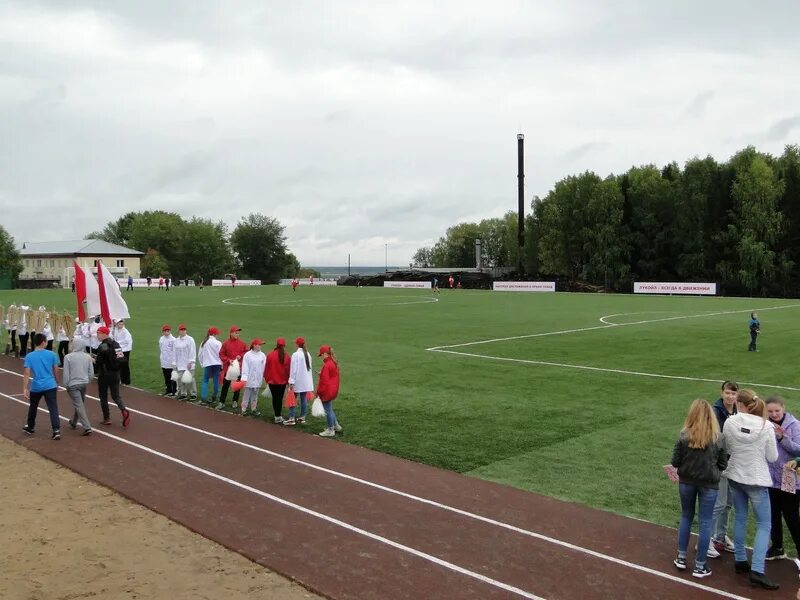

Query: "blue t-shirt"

xmin=24 ymin=349 xmax=59 ymax=392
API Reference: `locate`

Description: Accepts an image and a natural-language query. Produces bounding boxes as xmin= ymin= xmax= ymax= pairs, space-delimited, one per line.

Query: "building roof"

xmin=19 ymin=240 xmax=144 ymax=257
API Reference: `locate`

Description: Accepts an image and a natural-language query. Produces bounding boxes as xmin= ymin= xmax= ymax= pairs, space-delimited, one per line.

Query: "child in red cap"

xmin=265 ymin=337 xmax=291 ymax=423
xmin=240 ymin=339 xmax=266 ymax=416
xmin=317 ymin=345 xmax=341 ymax=437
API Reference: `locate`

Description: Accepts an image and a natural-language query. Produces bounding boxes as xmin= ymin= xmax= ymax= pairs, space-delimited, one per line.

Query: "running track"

xmin=0 ymin=354 xmax=795 ymax=599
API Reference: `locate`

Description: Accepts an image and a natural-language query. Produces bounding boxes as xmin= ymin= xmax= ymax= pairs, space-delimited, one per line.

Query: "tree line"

xmin=413 ymin=145 xmax=800 ymax=296
xmin=85 ymin=211 xmax=307 ymax=283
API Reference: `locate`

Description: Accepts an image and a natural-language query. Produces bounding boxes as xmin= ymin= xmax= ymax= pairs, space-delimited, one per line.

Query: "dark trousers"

xmin=162 ymin=368 xmax=177 ymax=395
xmin=7 ymin=330 xmax=16 ymax=353
xmin=269 ymin=384 xmax=286 ymax=417
xmin=57 ymin=340 xmax=69 ymax=366
xmin=126 ymin=284 xmax=133 ymax=291
xmin=18 ymin=333 xmax=28 ymax=357
xmin=120 ymin=351 xmax=131 ymax=385
xmin=219 ymin=378 xmax=240 ymax=405
xmin=30 ymin=334 xmax=36 ymax=353
xmin=749 ymin=332 xmax=758 ymax=351
xmin=46 ymin=340 xmax=53 ymax=351
xmin=769 ymin=487 xmax=800 ymax=552
xmin=98 ymin=370 xmax=126 ymax=420
xmin=27 ymin=387 xmax=60 ymax=432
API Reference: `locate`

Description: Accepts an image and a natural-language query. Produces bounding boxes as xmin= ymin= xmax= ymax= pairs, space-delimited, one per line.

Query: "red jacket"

xmin=219 ymin=337 xmax=247 ymax=377
xmin=264 ymin=349 xmax=290 ymax=384
xmin=316 ymin=357 xmax=340 ymax=402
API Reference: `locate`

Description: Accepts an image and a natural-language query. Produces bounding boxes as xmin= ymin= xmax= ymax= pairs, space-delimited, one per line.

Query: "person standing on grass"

xmin=710 ymin=380 xmax=738 ymax=555
xmin=721 ymin=389 xmax=779 ymax=590
xmin=95 ymin=326 xmax=131 ymax=428
xmin=159 ymin=325 xmax=177 ymax=397
xmin=62 ymin=338 xmax=94 ymax=435
xmin=264 ymin=337 xmax=290 ymax=424
xmin=112 ymin=320 xmax=133 ymax=385
xmin=22 ymin=333 xmax=61 ymax=440
xmin=749 ymin=312 xmax=761 ymax=352
xmin=286 ymin=337 xmax=313 ymax=426
xmin=316 ymin=345 xmax=341 ymax=437
xmin=671 ymin=399 xmax=727 ymax=579
xmin=173 ymin=324 xmax=197 ymax=400
xmin=218 ymin=326 xmax=246 ymax=410
xmin=198 ymin=326 xmax=222 ymax=405
xmin=765 ymin=396 xmax=800 ymax=561
xmin=291 ymin=277 xmax=298 ymax=292
xmin=127 ymin=275 xmax=134 ymax=291
xmin=158 ymin=276 xmax=164 ymax=290
xmin=240 ymin=339 xmax=266 ymax=416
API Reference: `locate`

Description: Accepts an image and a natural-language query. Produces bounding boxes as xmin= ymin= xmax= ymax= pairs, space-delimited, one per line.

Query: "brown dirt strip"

xmin=0 ymin=355 xmax=797 ymax=598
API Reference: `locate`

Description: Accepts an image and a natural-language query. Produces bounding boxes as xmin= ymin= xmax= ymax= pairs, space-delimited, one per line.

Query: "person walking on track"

xmin=95 ymin=326 xmax=131 ymax=428
xmin=265 ymin=337 xmax=290 ymax=424
xmin=62 ymin=338 xmax=94 ymax=435
xmin=22 ymin=333 xmax=61 ymax=440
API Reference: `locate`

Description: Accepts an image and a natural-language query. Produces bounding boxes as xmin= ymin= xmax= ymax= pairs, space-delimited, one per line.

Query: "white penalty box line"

xmin=426 ymin=304 xmax=800 ymax=391
xmin=0 ymin=369 xmax=751 ymax=600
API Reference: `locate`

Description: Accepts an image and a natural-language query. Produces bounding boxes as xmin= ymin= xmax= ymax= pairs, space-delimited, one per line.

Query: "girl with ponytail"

xmin=720 ymin=389 xmax=780 ymax=590
xmin=286 ymin=336 xmax=313 ymax=426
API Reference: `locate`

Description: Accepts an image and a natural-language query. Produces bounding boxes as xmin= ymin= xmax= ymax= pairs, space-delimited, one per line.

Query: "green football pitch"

xmin=2 ymin=285 xmax=798 ymax=527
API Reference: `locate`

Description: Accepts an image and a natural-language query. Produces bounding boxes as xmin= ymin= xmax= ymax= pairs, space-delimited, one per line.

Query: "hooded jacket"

xmin=712 ymin=397 xmax=736 ymax=433
xmin=721 ymin=412 xmax=778 ymax=487
xmin=768 ymin=411 xmax=800 ymax=490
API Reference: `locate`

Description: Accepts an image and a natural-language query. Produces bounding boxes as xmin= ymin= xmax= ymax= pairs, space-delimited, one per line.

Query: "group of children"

xmin=671 ymin=380 xmax=800 ymax=591
xmin=158 ymin=324 xmax=342 ymax=437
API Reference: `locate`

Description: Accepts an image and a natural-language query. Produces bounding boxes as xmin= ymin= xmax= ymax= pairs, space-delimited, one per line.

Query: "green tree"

xmin=0 ymin=225 xmax=23 ymax=280
xmin=140 ymin=248 xmax=170 ymax=278
xmin=230 ymin=214 xmax=292 ymax=284
xmin=412 ymin=247 xmax=434 ymax=268
xmin=583 ymin=177 xmax=629 ymax=288
xmin=174 ymin=218 xmax=235 ymax=282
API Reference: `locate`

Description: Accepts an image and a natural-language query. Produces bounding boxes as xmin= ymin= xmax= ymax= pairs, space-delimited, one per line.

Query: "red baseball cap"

xmin=318 ymin=344 xmax=331 ymax=356
xmin=178 ymin=324 xmax=187 ymax=330
xmin=250 ymin=338 xmax=264 ymax=347
xmin=162 ymin=324 xmax=171 ymax=332
xmin=207 ymin=326 xmax=220 ymax=335
xmin=230 ymin=325 xmax=242 ymax=332
xmin=276 ymin=337 xmax=286 ymax=346
xmin=295 ymin=336 xmax=305 ymax=346
xmin=97 ymin=326 xmax=110 ymax=335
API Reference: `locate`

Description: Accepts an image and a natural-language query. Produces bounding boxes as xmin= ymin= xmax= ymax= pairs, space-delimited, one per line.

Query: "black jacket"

xmin=671 ymin=434 xmax=728 ymax=489
xmin=712 ymin=397 xmax=736 ymax=433
xmin=96 ymin=338 xmax=123 ymax=374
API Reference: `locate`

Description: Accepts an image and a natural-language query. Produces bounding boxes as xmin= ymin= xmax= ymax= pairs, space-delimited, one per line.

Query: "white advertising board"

xmin=634 ymin=282 xmax=717 ymax=296
xmin=211 ymin=279 xmax=262 ymax=286
xmin=493 ymin=281 xmax=556 ymax=292
xmin=383 ymin=281 xmax=432 ymax=289
xmin=279 ymin=279 xmax=338 ymax=286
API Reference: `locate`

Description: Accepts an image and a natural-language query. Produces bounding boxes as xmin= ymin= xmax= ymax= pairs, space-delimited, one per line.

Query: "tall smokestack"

xmin=517 ymin=133 xmax=525 ymax=275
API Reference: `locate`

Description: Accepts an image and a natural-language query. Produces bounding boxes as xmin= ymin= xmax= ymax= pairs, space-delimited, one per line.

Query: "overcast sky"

xmin=2 ymin=1 xmax=799 ymax=266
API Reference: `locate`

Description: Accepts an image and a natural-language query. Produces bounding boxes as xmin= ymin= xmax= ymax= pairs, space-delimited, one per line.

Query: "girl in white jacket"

xmin=240 ymin=339 xmax=266 ymax=416
xmin=286 ymin=336 xmax=313 ymax=426
xmin=158 ymin=325 xmax=177 ymax=396
xmin=173 ymin=324 xmax=197 ymax=400
xmin=721 ymin=389 xmax=779 ymax=590
xmin=198 ymin=327 xmax=223 ymax=404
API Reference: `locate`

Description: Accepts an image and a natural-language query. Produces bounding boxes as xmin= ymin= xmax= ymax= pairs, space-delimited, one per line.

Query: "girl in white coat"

xmin=240 ymin=339 xmax=266 ymax=416
xmin=198 ymin=326 xmax=223 ymax=404
xmin=159 ymin=325 xmax=177 ymax=396
xmin=173 ymin=324 xmax=197 ymax=400
xmin=721 ymin=389 xmax=780 ymax=590
xmin=286 ymin=336 xmax=313 ymax=426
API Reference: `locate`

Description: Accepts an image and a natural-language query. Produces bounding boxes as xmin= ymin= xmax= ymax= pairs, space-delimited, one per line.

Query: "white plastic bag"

xmin=311 ymin=397 xmax=325 ymax=418
xmin=225 ymin=360 xmax=240 ymax=381
xmin=170 ymin=370 xmax=179 ymax=382
xmin=261 ymin=386 xmax=272 ymax=398
xmin=181 ymin=369 xmax=193 ymax=385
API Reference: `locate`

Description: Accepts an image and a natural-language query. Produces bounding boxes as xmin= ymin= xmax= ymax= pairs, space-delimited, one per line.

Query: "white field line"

xmin=0 ymin=391 xmax=543 ymax=600
xmin=0 ymin=367 xmax=754 ymax=599
xmin=427 ymin=304 xmax=800 ymax=390
xmin=222 ymin=294 xmax=439 ymax=308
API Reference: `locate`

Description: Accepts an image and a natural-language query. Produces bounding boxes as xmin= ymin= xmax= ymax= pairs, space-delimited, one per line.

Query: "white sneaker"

xmin=334 ymin=422 xmax=342 ymax=432
xmin=695 ymin=544 xmax=720 ymax=559
xmin=319 ymin=428 xmax=335 ymax=437
xmin=274 ymin=416 xmax=284 ymax=424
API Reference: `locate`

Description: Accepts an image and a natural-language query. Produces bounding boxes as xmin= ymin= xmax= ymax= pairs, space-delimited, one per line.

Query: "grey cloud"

xmin=685 ymin=91 xmax=715 ymax=118
xmin=764 ymin=115 xmax=800 ymax=141
xmin=562 ymin=142 xmax=608 ymax=163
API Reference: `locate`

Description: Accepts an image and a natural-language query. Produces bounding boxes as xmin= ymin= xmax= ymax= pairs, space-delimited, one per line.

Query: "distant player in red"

xmin=309 ymin=275 xmax=314 ymax=286
xmin=448 ymin=274 xmax=454 ymax=289
xmin=231 ymin=274 xmax=236 ymax=287
xmin=291 ymin=277 xmax=299 ymax=292
xmin=158 ymin=276 xmax=164 ymax=290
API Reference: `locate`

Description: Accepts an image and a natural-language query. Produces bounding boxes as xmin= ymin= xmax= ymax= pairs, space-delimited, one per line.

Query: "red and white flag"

xmin=97 ymin=261 xmax=130 ymax=325
xmin=73 ymin=261 xmax=101 ymax=321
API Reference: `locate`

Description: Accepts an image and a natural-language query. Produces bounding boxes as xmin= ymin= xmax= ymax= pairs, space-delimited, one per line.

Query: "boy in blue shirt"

xmin=22 ymin=333 xmax=61 ymax=439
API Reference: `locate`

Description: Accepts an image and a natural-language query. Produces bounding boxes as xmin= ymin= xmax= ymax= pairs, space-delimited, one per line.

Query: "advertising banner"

xmin=492 ymin=281 xmax=556 ymax=292
xmin=633 ymin=282 xmax=717 ymax=295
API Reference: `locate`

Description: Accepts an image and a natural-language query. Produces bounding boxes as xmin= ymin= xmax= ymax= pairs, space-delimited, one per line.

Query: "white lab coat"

xmin=173 ymin=334 xmax=197 ymax=371
xmin=289 ymin=348 xmax=314 ymax=393
xmin=198 ymin=336 xmax=222 ymax=368
xmin=159 ymin=334 xmax=176 ymax=369
xmin=241 ymin=349 xmax=266 ymax=388
xmin=113 ymin=327 xmax=133 ymax=352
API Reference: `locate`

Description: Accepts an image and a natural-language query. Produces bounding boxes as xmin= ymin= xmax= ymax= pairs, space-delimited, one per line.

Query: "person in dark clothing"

xmin=748 ymin=312 xmax=760 ymax=352
xmin=710 ymin=380 xmax=738 ymax=554
xmin=95 ymin=326 xmax=131 ymax=427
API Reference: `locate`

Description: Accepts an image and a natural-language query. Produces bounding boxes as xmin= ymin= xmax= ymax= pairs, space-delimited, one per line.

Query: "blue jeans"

xmin=677 ymin=483 xmax=718 ymax=568
xmin=288 ymin=391 xmax=308 ymax=419
xmin=27 ymin=387 xmax=60 ymax=432
xmin=729 ymin=480 xmax=771 ymax=574
xmin=201 ymin=365 xmax=221 ymax=400
xmin=711 ymin=476 xmax=733 ymax=541
xmin=323 ymin=400 xmax=336 ymax=429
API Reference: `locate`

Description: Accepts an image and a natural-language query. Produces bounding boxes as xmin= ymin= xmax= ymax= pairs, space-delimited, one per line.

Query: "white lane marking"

xmin=427 ymin=349 xmax=800 ymax=391
xmin=427 ymin=303 xmax=800 ymax=351
xmin=0 ymin=367 xmax=754 ymax=599
xmin=598 ymin=311 xmax=673 ymax=325
xmin=0 ymin=390 xmax=544 ymax=600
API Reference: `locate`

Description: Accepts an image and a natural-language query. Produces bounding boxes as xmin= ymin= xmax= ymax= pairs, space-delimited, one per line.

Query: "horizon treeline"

xmin=412 ymin=144 xmax=800 ymax=296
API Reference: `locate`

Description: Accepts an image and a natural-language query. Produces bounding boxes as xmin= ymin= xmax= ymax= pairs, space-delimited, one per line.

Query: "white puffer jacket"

xmin=722 ymin=412 xmax=778 ymax=487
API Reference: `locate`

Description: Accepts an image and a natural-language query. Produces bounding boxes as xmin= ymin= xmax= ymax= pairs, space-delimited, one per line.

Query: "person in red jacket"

xmin=317 ymin=344 xmax=341 ymax=437
xmin=264 ymin=337 xmax=291 ymax=424
xmin=217 ymin=325 xmax=247 ymax=410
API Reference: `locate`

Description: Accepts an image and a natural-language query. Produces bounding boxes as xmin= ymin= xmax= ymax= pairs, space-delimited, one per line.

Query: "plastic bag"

xmin=262 ymin=386 xmax=272 ymax=398
xmin=311 ymin=397 xmax=325 ymax=418
xmin=170 ymin=370 xmax=179 ymax=382
xmin=181 ymin=370 xmax=193 ymax=385
xmin=284 ymin=388 xmax=297 ymax=408
xmin=225 ymin=360 xmax=240 ymax=381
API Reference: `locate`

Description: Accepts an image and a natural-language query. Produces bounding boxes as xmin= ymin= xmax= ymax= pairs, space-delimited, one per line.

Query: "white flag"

xmin=97 ymin=261 xmax=130 ymax=323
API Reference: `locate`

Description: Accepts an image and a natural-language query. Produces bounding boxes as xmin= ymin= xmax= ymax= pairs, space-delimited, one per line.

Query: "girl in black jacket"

xmin=671 ymin=399 xmax=728 ymax=579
